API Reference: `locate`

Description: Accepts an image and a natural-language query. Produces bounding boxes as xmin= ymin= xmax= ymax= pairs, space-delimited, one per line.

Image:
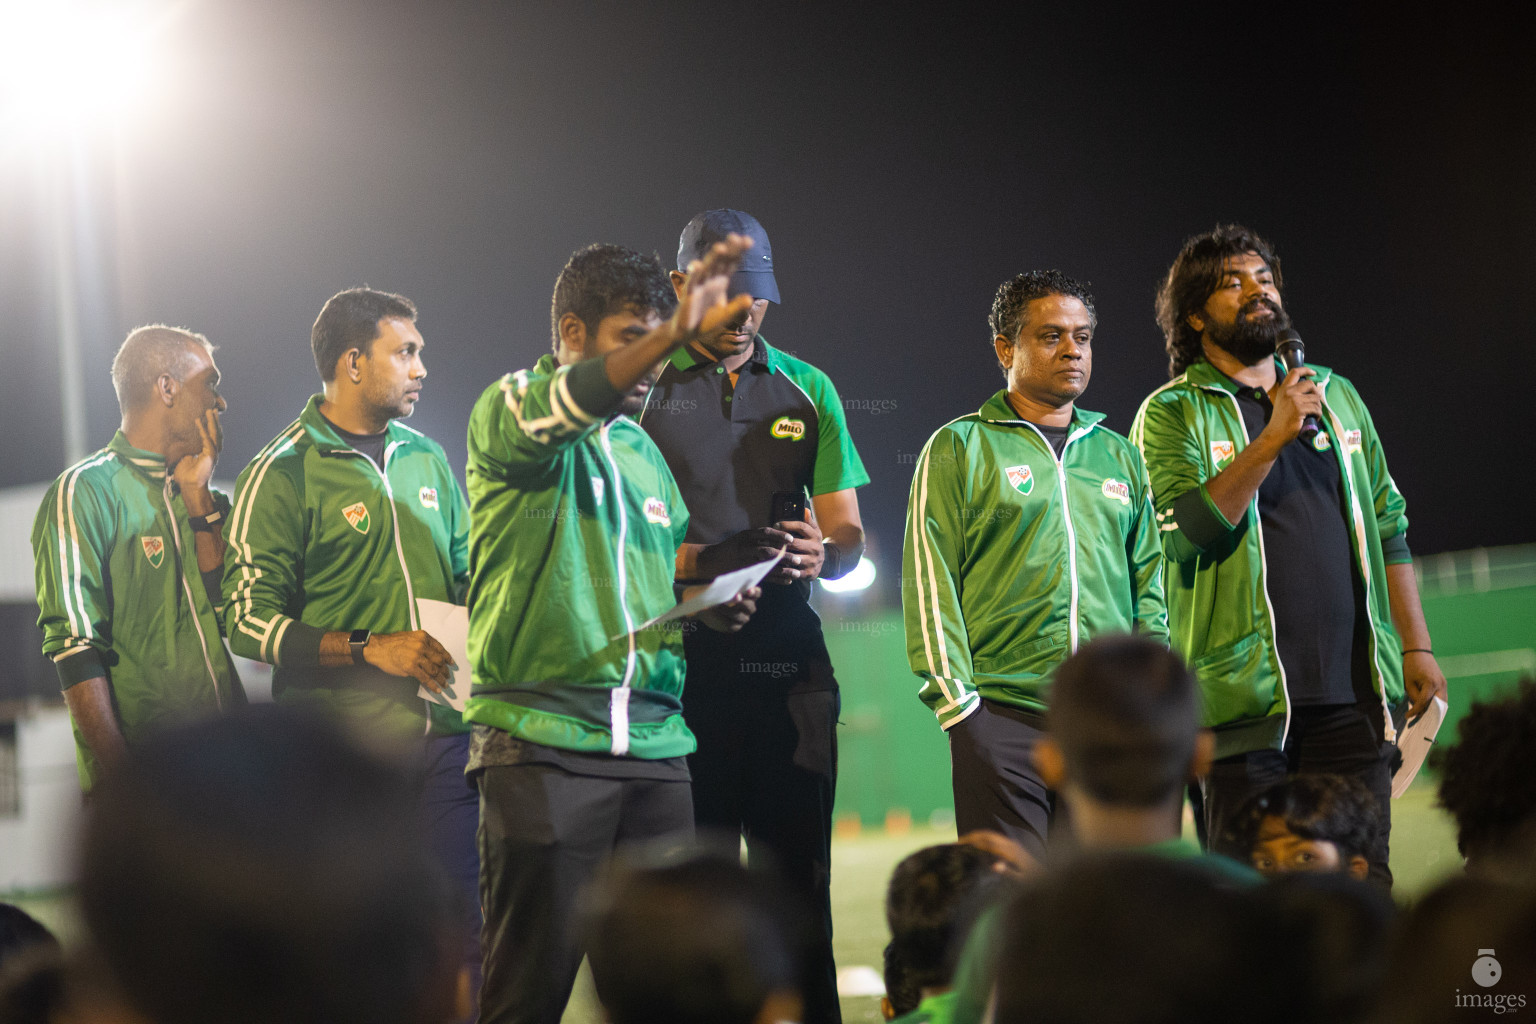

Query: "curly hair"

xmin=1222 ymin=773 xmax=1382 ymax=864
xmin=1439 ymin=677 xmax=1536 ymax=858
xmin=550 ymin=244 xmax=677 ymax=353
xmin=988 ymin=269 xmax=1096 ymax=345
xmin=1155 ymin=224 xmax=1283 ymax=378
xmin=882 ymin=843 xmax=1004 ymax=1015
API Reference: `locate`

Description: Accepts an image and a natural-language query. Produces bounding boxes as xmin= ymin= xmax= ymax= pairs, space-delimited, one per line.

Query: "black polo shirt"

xmin=637 ymin=337 xmax=869 ymax=687
xmin=1231 ymin=382 xmax=1372 ymax=706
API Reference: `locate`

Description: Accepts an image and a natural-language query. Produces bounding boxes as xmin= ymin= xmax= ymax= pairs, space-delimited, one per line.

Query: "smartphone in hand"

xmin=769 ymin=490 xmax=807 ymax=524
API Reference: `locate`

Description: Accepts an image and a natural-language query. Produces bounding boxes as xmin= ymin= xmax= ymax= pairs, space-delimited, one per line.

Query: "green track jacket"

xmin=464 ymin=354 xmax=693 ymax=759
xmin=32 ymin=433 xmax=244 ymax=789
xmin=902 ymin=393 xmax=1169 ymax=729
xmin=1130 ymin=359 xmax=1409 ymax=758
xmin=223 ymin=396 xmax=470 ymax=737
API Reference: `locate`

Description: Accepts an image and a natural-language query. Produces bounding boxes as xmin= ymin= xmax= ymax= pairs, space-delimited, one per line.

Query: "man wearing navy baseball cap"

xmin=675 ymin=208 xmax=783 ymax=303
xmin=639 ymin=209 xmax=870 ymax=1024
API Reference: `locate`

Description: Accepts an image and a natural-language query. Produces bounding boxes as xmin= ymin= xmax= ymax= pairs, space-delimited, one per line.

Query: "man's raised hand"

xmin=672 ymin=233 xmax=755 ymax=341
xmin=172 ymin=408 xmax=223 ymax=503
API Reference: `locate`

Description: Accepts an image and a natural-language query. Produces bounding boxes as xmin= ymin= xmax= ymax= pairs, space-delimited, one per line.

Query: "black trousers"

xmin=1202 ymin=703 xmax=1395 ymax=887
xmin=474 ymin=763 xmax=693 ymax=1024
xmin=684 ymin=674 xmax=842 ymax=1024
xmin=948 ymin=700 xmax=1061 ymax=862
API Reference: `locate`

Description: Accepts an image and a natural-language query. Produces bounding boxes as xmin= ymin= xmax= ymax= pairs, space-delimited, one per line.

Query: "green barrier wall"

xmin=826 ymin=545 xmax=1536 ymax=827
xmin=1416 ymin=546 xmax=1536 ymax=746
xmin=824 ymin=610 xmax=953 ymax=828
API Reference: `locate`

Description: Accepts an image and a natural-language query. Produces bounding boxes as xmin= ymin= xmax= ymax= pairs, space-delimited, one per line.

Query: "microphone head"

xmin=1275 ymin=328 xmax=1303 ymax=356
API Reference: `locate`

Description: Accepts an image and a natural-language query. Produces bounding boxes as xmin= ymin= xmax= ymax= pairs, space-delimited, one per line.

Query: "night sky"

xmin=2 ymin=0 xmax=1531 ymax=574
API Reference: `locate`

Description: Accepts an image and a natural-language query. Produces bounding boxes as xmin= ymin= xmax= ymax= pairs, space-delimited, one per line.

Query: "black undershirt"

xmin=1232 ymin=384 xmax=1372 ymax=706
xmin=322 ymin=413 xmax=387 ymax=469
xmin=1033 ymin=422 xmax=1069 ymax=458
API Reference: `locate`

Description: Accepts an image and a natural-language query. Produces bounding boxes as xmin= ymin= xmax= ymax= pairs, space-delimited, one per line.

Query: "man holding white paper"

xmin=222 ymin=287 xmax=479 ymax=1003
xmin=464 ymin=240 xmax=761 ymax=1024
xmin=638 ymin=211 xmax=869 ymax=1024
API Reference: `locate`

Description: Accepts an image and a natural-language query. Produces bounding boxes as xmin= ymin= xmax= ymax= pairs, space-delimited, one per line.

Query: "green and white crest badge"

xmin=342 ymin=501 xmax=370 ymax=535
xmin=141 ymin=536 xmax=165 ymax=569
xmin=1005 ymin=465 xmax=1034 ymax=495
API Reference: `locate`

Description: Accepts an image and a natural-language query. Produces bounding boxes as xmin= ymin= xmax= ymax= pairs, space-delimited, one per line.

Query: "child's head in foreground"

xmin=882 ymin=840 xmax=1008 ymax=1019
xmin=1225 ymin=773 xmax=1381 ymax=881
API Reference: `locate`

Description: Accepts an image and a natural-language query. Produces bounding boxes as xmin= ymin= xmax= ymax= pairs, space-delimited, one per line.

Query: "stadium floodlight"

xmin=818 ymin=557 xmax=877 ymax=594
xmin=0 ymin=0 xmax=169 ymax=140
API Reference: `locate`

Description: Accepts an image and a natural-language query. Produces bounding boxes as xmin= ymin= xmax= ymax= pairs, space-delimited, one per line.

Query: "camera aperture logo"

xmin=1457 ymin=949 xmax=1526 ymax=1014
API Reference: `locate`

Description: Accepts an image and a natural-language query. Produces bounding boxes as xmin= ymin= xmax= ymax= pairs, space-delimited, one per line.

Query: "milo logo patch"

xmin=1101 ymin=478 xmax=1131 ymax=506
xmin=771 ymin=416 xmax=806 ymax=440
xmin=643 ymin=497 xmax=671 ymax=527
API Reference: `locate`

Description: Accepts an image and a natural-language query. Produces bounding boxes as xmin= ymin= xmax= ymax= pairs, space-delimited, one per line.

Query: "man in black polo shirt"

xmin=639 ymin=209 xmax=869 ymax=1024
xmin=1133 ymin=224 xmax=1448 ymax=885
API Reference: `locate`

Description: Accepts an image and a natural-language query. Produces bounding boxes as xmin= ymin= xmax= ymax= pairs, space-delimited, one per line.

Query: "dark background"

xmin=2 ymin=0 xmax=1532 ymax=573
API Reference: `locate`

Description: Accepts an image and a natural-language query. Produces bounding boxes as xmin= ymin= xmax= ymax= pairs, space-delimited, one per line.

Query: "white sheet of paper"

xmin=616 ymin=551 xmax=784 ymax=640
xmin=415 ymin=599 xmax=471 ymax=714
xmin=1391 ymin=695 xmax=1447 ymax=798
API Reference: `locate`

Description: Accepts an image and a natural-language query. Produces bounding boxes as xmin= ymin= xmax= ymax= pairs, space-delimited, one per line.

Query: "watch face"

xmin=349 ymin=629 xmax=370 ymax=646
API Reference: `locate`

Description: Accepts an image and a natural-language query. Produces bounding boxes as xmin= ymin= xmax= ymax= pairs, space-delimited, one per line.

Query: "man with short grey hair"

xmin=33 ymin=324 xmax=243 ymax=790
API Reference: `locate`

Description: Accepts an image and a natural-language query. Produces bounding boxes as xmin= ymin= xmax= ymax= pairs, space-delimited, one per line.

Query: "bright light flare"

xmin=818 ymin=557 xmax=877 ymax=594
xmin=0 ymin=0 xmax=173 ymax=139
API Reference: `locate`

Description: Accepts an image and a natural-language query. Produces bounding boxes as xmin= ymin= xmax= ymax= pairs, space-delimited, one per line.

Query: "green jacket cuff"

xmin=56 ymin=648 xmax=107 ymax=690
xmin=1172 ymin=485 xmax=1236 ymax=551
xmin=278 ymin=620 xmax=326 ymax=667
xmin=1380 ymin=531 xmax=1412 ymax=565
xmin=566 ymin=357 xmax=624 ymax=420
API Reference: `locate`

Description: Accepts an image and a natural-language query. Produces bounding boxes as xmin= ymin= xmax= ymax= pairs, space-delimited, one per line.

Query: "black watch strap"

xmin=348 ymin=629 xmax=371 ymax=665
xmin=188 ymin=509 xmax=225 ymax=533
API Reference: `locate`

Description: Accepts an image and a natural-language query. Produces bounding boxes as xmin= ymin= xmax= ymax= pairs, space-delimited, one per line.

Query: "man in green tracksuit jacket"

xmin=465 ymin=238 xmax=761 ymax=1024
xmin=902 ymin=270 xmax=1168 ymax=859
xmin=1131 ymin=224 xmax=1447 ymax=885
xmin=222 ymin=288 xmax=480 ymax=995
xmin=33 ymin=325 xmax=243 ymax=791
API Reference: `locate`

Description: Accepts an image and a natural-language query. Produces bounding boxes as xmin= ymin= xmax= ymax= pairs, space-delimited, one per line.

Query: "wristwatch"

xmin=188 ymin=509 xmax=225 ymax=533
xmin=348 ymin=629 xmax=371 ymax=665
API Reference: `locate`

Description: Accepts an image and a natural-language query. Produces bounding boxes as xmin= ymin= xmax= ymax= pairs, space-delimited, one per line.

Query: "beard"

xmin=698 ymin=313 xmax=759 ymax=358
xmin=362 ymin=378 xmax=418 ymax=421
xmin=618 ymin=375 xmax=656 ymax=416
xmin=1207 ymin=298 xmax=1292 ymax=366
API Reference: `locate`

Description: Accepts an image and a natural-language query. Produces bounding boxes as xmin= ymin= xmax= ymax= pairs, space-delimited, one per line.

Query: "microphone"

xmin=1275 ymin=328 xmax=1321 ymax=443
